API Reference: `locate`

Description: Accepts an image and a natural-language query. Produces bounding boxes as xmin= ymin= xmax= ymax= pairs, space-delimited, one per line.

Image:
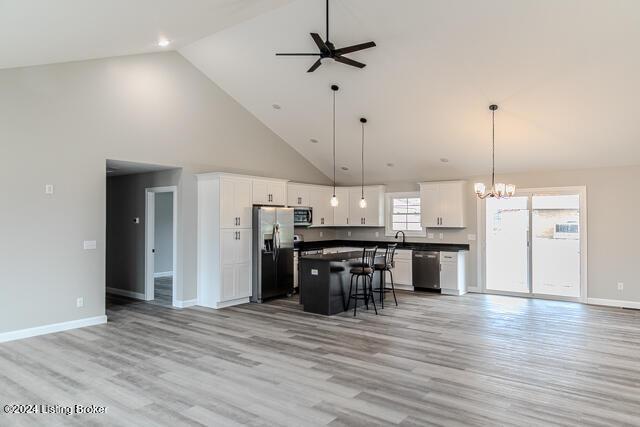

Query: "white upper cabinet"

xmin=309 ymin=186 xmax=334 ymax=226
xmin=348 ymin=186 xmax=385 ymax=226
xmin=252 ymin=179 xmax=286 ymax=206
xmin=287 ymin=183 xmax=311 ymax=207
xmin=419 ymin=181 xmax=466 ymax=228
xmin=333 ymin=187 xmax=350 ymax=226
xmin=220 ymin=176 xmax=252 ymax=229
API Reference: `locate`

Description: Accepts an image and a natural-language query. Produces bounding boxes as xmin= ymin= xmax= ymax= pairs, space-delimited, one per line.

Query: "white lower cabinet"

xmin=386 ymin=249 xmax=412 ymax=288
xmin=440 ymin=251 xmax=467 ymax=295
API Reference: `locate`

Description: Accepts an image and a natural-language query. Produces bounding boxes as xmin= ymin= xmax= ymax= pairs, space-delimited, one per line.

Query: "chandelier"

xmin=474 ymin=104 xmax=515 ymax=199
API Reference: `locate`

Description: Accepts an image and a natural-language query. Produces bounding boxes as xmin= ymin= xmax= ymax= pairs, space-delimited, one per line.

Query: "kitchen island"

xmin=299 ymin=250 xmax=385 ymax=315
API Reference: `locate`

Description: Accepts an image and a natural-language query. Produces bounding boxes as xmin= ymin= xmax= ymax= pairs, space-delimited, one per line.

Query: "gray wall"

xmin=154 ymin=192 xmax=174 ymax=275
xmin=0 ymin=51 xmax=329 ymax=334
xmin=332 ymin=165 xmax=640 ymax=304
xmin=106 ymin=170 xmax=180 ymax=294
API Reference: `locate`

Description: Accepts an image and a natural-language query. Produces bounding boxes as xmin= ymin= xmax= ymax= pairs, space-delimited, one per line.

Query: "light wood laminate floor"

xmin=1 ymin=292 xmax=639 ymax=426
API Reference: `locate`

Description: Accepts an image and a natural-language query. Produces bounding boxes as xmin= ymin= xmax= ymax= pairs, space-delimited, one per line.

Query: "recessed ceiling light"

xmin=386 ymin=163 xmax=394 ymax=167
xmin=440 ymin=158 xmax=449 ymax=163
xmin=272 ymin=104 xmax=281 ymax=110
xmin=158 ymin=38 xmax=171 ymax=48
xmin=341 ymin=166 xmax=349 ymax=171
xmin=309 ymin=138 xmax=319 ymax=143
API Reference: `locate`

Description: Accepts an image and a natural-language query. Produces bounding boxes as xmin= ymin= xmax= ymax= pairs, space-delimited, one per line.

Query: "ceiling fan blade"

xmin=334 ymin=55 xmax=366 ymax=69
xmin=307 ymin=59 xmax=322 ymax=73
xmin=276 ymin=53 xmax=322 ymax=56
xmin=334 ymin=41 xmax=376 ymax=56
xmin=310 ymin=33 xmax=330 ymax=53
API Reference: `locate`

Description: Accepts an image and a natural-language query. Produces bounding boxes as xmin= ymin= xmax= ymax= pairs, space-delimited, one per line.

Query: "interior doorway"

xmin=145 ymin=186 xmax=178 ymax=307
xmin=481 ymin=187 xmax=587 ymax=302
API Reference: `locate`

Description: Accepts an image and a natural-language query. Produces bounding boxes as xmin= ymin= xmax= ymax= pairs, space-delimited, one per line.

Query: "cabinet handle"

xmin=238 ymin=231 xmax=240 ymax=240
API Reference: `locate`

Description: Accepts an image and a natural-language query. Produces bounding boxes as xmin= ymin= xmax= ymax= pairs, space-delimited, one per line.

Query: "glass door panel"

xmin=531 ymin=195 xmax=581 ymax=297
xmin=485 ymin=196 xmax=530 ymax=293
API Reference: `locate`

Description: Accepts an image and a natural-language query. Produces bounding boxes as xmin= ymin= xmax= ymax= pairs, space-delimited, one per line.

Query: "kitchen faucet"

xmin=394 ymin=230 xmax=406 ymax=246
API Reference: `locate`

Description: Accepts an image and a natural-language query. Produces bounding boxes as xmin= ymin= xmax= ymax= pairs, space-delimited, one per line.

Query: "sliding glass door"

xmin=484 ymin=188 xmax=584 ymax=301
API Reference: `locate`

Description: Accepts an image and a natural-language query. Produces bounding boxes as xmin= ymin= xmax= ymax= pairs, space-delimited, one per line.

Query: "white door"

xmin=484 ymin=189 xmax=585 ymax=301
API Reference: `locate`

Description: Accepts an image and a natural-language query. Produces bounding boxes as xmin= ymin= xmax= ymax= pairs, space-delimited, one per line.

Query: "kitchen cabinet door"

xmin=420 ymin=183 xmax=440 ymax=227
xmin=268 ymin=182 xmax=286 ymax=206
xmin=363 ymin=186 xmax=384 ymax=226
xmin=439 ymin=181 xmax=465 ymax=228
xmin=235 ymin=263 xmax=252 ymax=298
xmin=221 ymin=229 xmax=237 ymax=265
xmin=235 ymin=229 xmax=252 ymax=264
xmin=349 ymin=187 xmax=366 ymax=225
xmin=333 ymin=187 xmax=350 ymax=225
xmin=288 ymin=184 xmax=310 ymax=207
xmin=310 ymin=186 xmax=334 ymax=226
xmin=221 ymin=265 xmax=236 ymax=301
xmin=252 ymin=179 xmax=269 ymax=205
xmin=220 ymin=178 xmax=237 ymax=228
xmin=234 ymin=179 xmax=253 ymax=228
xmin=387 ymin=259 xmax=412 ymax=286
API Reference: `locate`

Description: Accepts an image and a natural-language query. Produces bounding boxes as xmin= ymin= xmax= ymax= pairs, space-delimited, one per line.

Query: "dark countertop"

xmin=295 ymin=239 xmax=469 ymax=253
xmin=299 ymin=250 xmax=365 ymax=262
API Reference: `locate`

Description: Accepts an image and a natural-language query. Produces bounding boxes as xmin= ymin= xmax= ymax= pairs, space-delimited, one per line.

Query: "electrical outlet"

xmin=347 ymin=231 xmax=352 ymax=237
xmin=427 ymin=233 xmax=434 ymax=239
xmin=319 ymin=231 xmax=324 ymax=237
xmin=439 ymin=233 xmax=444 ymax=240
xmin=375 ymin=231 xmax=379 ymax=237
xmin=617 ymin=282 xmax=624 ymax=291
xmin=76 ymin=297 xmax=84 ymax=308
xmin=45 ymin=184 xmax=54 ymax=194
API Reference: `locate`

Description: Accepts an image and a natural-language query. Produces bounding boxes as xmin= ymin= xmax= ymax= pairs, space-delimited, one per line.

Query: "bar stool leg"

xmin=389 ymin=269 xmax=398 ymax=306
xmin=379 ymin=269 xmax=385 ymax=309
xmin=368 ymin=274 xmax=378 ymax=315
xmin=346 ymin=274 xmax=355 ymax=311
xmin=353 ymin=275 xmax=359 ymax=317
xmin=364 ymin=275 xmax=369 ymax=311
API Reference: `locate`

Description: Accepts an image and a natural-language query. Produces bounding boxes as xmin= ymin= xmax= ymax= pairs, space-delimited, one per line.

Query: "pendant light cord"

xmin=332 ymin=88 xmax=336 ymax=196
xmin=491 ymin=108 xmax=495 ymax=188
xmin=361 ymin=121 xmax=365 ymax=198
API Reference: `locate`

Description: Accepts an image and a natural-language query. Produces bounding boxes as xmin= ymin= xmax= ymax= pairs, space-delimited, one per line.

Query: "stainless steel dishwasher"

xmin=412 ymin=251 xmax=440 ymax=290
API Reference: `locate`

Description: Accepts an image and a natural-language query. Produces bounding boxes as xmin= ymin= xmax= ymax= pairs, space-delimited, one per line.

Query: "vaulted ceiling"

xmin=181 ymin=0 xmax=640 ymax=185
xmin=0 ymin=0 xmax=292 ymax=69
xmin=3 ymin=0 xmax=640 ymax=185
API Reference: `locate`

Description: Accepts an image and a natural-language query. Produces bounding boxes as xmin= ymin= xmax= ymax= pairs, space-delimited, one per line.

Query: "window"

xmin=385 ymin=192 xmax=426 ymax=237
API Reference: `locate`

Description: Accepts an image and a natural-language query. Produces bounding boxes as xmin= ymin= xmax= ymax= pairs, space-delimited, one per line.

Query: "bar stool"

xmin=346 ymin=246 xmax=378 ymax=316
xmin=374 ymin=244 xmax=398 ymax=309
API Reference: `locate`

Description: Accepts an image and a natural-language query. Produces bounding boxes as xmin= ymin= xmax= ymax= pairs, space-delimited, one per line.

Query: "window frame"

xmin=384 ymin=192 xmax=426 ymax=237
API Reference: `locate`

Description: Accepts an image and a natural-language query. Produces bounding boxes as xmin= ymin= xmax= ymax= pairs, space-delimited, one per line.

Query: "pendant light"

xmin=474 ymin=104 xmax=516 ymax=199
xmin=330 ymin=85 xmax=340 ymax=207
xmin=359 ymin=117 xmax=367 ymax=208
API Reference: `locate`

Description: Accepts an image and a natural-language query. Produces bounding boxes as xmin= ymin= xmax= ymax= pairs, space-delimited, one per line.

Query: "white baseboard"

xmin=106 ymin=287 xmax=145 ymax=300
xmin=441 ymin=288 xmax=466 ymax=296
xmin=174 ymin=299 xmax=197 ymax=308
xmin=154 ymin=271 xmax=174 ymax=278
xmin=587 ymin=298 xmax=640 ymax=310
xmin=197 ymin=297 xmax=250 ymax=309
xmin=467 ymin=286 xmax=481 ymax=293
xmin=0 ymin=315 xmax=107 ymax=344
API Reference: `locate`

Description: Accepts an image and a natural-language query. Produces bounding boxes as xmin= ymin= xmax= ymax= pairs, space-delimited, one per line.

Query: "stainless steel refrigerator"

xmin=251 ymin=207 xmax=294 ymax=303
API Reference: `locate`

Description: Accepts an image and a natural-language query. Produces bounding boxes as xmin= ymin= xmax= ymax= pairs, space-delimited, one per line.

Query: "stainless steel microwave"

xmin=293 ymin=208 xmax=312 ymax=226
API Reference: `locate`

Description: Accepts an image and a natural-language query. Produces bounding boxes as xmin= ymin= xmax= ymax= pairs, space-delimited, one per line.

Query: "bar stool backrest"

xmin=384 ymin=244 xmax=397 ymax=269
xmin=361 ymin=246 xmax=378 ymax=268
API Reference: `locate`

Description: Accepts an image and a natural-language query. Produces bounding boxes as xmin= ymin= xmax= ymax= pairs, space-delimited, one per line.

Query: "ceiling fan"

xmin=276 ymin=0 xmax=376 ymax=72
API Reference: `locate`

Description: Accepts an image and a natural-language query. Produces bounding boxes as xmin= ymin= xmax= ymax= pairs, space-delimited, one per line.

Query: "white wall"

xmin=0 ymin=51 xmax=330 ymax=334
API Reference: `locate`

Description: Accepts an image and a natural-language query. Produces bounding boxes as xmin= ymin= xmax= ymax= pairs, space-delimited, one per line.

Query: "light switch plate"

xmin=439 ymin=233 xmax=444 ymax=240
xmin=375 ymin=231 xmax=380 ymax=237
xmin=319 ymin=231 xmax=324 ymax=237
xmin=76 ymin=297 xmax=84 ymax=308
xmin=83 ymin=240 xmax=97 ymax=250
xmin=468 ymin=234 xmax=477 ymax=241
xmin=347 ymin=231 xmax=352 ymax=237
xmin=427 ymin=233 xmax=434 ymax=239
xmin=45 ymin=184 xmax=54 ymax=194
xmin=617 ymin=282 xmax=624 ymax=291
